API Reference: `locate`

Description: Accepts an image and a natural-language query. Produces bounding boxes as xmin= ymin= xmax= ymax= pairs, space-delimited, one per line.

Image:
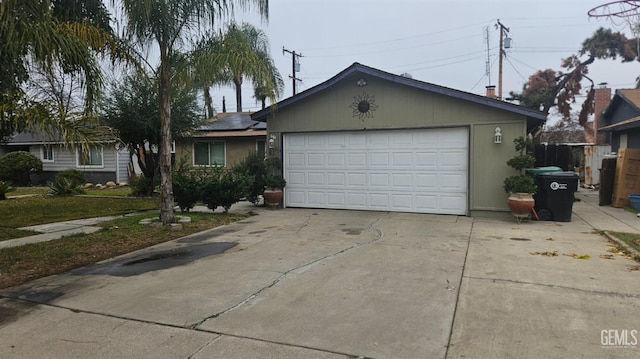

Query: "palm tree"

xmin=116 ymin=0 xmax=269 ymax=224
xmin=202 ymin=22 xmax=282 ymax=112
xmin=0 ymin=0 xmax=129 ymax=145
xmin=253 ymin=56 xmax=285 ymax=109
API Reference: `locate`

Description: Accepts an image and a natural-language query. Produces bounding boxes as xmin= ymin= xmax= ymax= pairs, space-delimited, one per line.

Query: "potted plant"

xmin=503 ymin=136 xmax=537 ymax=220
xmin=263 ymin=174 xmax=286 ymax=208
xmin=261 ymin=157 xmax=286 ymax=208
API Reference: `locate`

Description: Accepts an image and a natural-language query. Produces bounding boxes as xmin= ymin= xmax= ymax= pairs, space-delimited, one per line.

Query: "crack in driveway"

xmin=188 ymin=217 xmax=383 ymax=329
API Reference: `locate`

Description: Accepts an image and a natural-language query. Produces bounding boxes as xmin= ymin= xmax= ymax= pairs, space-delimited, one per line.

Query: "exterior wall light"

xmin=268 ymin=134 xmax=276 ymax=149
xmin=356 ymin=78 xmax=367 ymax=87
xmin=494 ymin=127 xmax=503 ymax=144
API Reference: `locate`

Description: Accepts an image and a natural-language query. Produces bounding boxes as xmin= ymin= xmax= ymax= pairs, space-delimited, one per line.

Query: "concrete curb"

xmin=603 ymin=231 xmax=640 ymax=262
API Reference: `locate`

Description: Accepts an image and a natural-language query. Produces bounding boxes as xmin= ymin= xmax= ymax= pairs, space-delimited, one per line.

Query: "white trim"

xmin=41 ymin=145 xmax=54 ymax=163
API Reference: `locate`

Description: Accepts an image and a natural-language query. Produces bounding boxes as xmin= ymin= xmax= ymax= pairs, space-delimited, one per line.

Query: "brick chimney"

xmin=485 ymin=85 xmax=496 ymax=99
xmin=593 ymin=86 xmax=611 ymax=145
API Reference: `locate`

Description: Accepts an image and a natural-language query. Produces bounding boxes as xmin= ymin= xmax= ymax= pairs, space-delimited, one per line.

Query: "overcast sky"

xmin=210 ymin=0 xmax=640 ymax=114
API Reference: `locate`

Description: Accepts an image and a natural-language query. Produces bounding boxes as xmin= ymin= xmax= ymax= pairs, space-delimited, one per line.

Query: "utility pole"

xmin=496 ymin=20 xmax=510 ymax=100
xmin=283 ymin=47 xmax=303 ymax=95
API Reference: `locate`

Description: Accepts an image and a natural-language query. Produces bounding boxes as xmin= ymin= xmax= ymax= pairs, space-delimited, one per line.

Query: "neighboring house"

xmin=251 ymin=62 xmax=546 ymax=216
xmin=0 ymin=131 xmax=130 ymax=185
xmin=598 ymin=88 xmax=640 ymax=152
xmin=174 ymin=112 xmax=266 ymax=168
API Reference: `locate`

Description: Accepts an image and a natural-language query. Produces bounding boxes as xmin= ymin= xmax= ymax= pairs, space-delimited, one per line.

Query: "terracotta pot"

xmin=263 ymin=189 xmax=283 ymax=208
xmin=507 ymin=192 xmax=535 ymax=219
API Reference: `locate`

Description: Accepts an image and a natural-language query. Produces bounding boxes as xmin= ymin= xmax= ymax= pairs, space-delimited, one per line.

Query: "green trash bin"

xmin=526 ymin=166 xmax=563 ymax=180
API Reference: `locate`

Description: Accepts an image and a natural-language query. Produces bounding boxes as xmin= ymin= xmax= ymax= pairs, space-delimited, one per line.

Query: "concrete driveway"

xmin=1 ymin=194 xmax=639 ymax=358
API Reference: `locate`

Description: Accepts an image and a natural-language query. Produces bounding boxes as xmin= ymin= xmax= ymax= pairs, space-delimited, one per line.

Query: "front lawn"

xmin=0 ymin=212 xmax=250 ymax=289
xmin=0 ymin=195 xmax=159 ymax=228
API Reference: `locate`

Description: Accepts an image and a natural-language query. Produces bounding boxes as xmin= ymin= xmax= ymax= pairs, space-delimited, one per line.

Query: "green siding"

xmin=267 ymin=78 xmax=535 ymax=214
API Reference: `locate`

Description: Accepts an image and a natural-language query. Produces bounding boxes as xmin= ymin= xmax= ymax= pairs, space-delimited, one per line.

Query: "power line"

xmin=297 ymin=20 xmax=492 ymax=52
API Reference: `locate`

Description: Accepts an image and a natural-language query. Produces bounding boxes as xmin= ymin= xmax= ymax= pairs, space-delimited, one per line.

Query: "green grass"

xmin=0 ymin=195 xmax=159 ymax=228
xmin=85 ymin=186 xmax=136 ymax=197
xmin=10 ymin=186 xmax=50 ymax=196
xmin=10 ymin=186 xmax=136 ymax=197
xmin=0 ymin=228 xmax=38 ymax=242
xmin=608 ymin=231 xmax=640 ymax=252
xmin=0 ymin=212 xmax=250 ymax=289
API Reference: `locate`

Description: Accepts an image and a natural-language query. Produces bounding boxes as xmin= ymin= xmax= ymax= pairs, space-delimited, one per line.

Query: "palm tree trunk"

xmin=203 ymin=86 xmax=213 ymax=118
xmin=158 ymin=39 xmax=174 ymax=225
xmin=234 ymin=77 xmax=242 ymax=112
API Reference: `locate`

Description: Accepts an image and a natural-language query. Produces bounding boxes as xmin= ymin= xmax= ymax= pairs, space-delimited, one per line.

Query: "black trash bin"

xmin=534 ymin=172 xmax=579 ymax=222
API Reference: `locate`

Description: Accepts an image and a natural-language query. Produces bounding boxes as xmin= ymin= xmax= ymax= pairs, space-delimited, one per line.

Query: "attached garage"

xmin=284 ymin=128 xmax=468 ymax=214
xmin=252 ymin=63 xmax=546 ymax=217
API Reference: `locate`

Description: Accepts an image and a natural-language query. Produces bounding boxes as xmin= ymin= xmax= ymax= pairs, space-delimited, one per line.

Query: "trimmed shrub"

xmin=201 ymin=166 xmax=252 ymax=213
xmin=233 ymin=152 xmax=267 ymax=205
xmin=0 ymin=151 xmax=43 ymax=186
xmin=172 ymin=157 xmax=203 ymax=212
xmin=129 ymin=174 xmax=156 ymax=197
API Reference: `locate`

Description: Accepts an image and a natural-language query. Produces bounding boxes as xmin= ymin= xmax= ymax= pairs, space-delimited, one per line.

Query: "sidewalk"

xmin=573 ymin=189 xmax=640 ymax=233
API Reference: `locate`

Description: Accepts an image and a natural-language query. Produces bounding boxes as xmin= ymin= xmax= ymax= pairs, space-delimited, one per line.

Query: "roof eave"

xmin=251 ymin=63 xmax=547 ymax=123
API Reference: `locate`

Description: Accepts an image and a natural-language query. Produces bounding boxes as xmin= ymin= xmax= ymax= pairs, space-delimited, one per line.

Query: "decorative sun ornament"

xmin=349 ymin=92 xmax=378 ymax=121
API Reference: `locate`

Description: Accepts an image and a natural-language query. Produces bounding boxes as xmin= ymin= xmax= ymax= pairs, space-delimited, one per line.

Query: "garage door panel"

xmin=307 ymin=172 xmax=325 ymax=185
xmin=439 ymin=173 xmax=467 ymax=191
xmin=348 ymin=134 xmax=367 ymax=147
xmin=392 ymin=194 xmax=413 ymax=209
xmin=328 ymin=134 xmax=346 ymax=146
xmin=327 ymin=153 xmax=346 ymax=166
xmin=307 ymin=153 xmax=325 ymax=166
xmin=416 ymin=152 xmax=438 ymax=168
xmin=284 ymin=128 xmax=468 ymax=215
xmin=347 ymin=193 xmax=367 ymax=207
xmin=369 ymin=193 xmax=390 ymax=208
xmin=415 ymin=195 xmax=438 ymax=210
xmin=439 ymin=150 xmax=467 ymax=169
xmin=392 ymin=174 xmax=412 ymax=188
xmin=348 ymin=173 xmax=367 ymax=186
xmin=369 ymin=152 xmax=390 ymax=167
xmin=391 ymin=132 xmax=413 ymax=146
xmin=287 ymin=190 xmax=306 ymax=206
xmin=416 ymin=174 xmax=438 ymax=189
xmin=369 ymin=132 xmax=390 ymax=146
xmin=288 ymin=172 xmax=306 ymax=185
xmin=348 ymin=153 xmax=367 ymax=167
xmin=327 ymin=173 xmax=345 ymax=186
xmin=327 ymin=192 xmax=346 ymax=205
xmin=288 ymin=153 xmax=305 ymax=166
xmin=392 ymin=152 xmax=413 ymax=167
xmin=369 ymin=173 xmax=390 ymax=187
xmin=307 ymin=192 xmax=325 ymax=205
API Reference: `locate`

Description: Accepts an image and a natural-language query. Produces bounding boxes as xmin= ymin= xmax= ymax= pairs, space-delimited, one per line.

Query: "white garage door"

xmin=284 ymin=128 xmax=468 ymax=215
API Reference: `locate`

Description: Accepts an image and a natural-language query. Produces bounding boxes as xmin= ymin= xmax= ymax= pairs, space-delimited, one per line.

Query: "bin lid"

xmin=538 ymin=171 xmax=579 ymax=178
xmin=526 ymin=166 xmax=563 ymax=175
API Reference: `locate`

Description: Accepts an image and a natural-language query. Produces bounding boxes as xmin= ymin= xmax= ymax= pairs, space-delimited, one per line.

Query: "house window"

xmin=194 ymin=142 xmax=225 ymax=166
xmin=42 ymin=145 xmax=54 ymax=162
xmin=257 ymin=140 xmax=266 ymax=159
xmin=77 ymin=146 xmax=104 ymax=167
